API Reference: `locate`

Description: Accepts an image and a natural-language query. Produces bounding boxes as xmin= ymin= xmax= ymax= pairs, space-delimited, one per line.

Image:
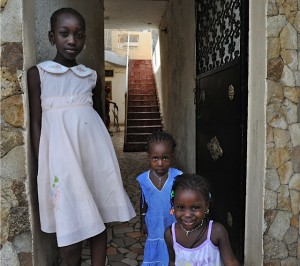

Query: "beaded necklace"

xmin=152 ymin=170 xmax=168 ymax=186
xmin=180 ymin=219 xmax=204 ymax=236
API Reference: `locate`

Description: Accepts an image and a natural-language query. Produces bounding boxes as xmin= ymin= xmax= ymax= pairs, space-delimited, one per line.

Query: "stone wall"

xmin=265 ymin=0 xmax=300 ymax=264
xmin=0 ymin=0 xmax=32 ymax=265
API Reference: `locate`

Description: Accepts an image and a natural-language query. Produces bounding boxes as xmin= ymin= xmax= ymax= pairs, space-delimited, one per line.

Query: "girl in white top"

xmin=164 ymin=174 xmax=239 ymax=266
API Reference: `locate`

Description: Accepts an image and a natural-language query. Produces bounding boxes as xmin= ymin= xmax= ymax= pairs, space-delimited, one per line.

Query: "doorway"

xmin=195 ymin=0 xmax=248 ymax=262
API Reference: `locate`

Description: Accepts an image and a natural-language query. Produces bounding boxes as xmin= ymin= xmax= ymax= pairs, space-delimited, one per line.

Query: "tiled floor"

xmin=81 ymin=127 xmax=148 ymax=265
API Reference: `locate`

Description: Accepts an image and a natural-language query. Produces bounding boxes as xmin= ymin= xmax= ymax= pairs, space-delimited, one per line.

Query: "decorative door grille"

xmin=196 ymin=0 xmax=241 ymax=75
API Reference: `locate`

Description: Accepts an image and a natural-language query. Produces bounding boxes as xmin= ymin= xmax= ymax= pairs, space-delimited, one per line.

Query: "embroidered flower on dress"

xmin=51 ymin=176 xmax=61 ymax=208
xmin=38 ymin=61 xmax=93 ymax=76
xmin=52 ymin=175 xmax=60 ymax=188
xmin=75 ymin=65 xmax=86 ymax=72
xmin=49 ymin=64 xmax=63 ymax=70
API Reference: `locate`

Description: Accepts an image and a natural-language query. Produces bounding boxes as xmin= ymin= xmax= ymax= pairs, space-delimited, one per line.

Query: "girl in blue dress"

xmin=137 ymin=131 xmax=182 ymax=265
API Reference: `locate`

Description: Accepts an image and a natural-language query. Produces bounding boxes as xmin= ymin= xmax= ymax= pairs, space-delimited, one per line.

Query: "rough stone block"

xmin=290 ymin=145 xmax=300 ymax=172
xmin=267 ymin=58 xmax=284 ymax=81
xmin=1 ymin=94 xmax=24 ymax=128
xmin=1 ymin=145 xmax=26 ymax=179
xmin=1 ymin=42 xmax=23 ymax=70
xmin=267 ymin=148 xmax=290 ymax=168
xmin=1 ymin=67 xmax=22 ymax=100
xmin=0 ymin=242 xmax=20 ymax=266
xmin=8 ymin=207 xmax=30 ymax=239
xmin=1 ymin=123 xmax=23 ymax=157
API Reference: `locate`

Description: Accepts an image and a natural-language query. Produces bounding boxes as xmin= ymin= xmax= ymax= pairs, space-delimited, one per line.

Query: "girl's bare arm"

xmin=164 ymin=226 xmax=175 ymax=266
xmin=27 ymin=66 xmax=42 ymax=158
xmin=93 ymin=73 xmax=104 ymax=120
xmin=140 ymin=193 xmax=148 ymax=235
xmin=212 ymin=223 xmax=240 ymax=266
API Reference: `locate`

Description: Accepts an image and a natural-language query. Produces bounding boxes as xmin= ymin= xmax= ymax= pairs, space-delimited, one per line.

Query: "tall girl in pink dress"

xmin=27 ymin=8 xmax=135 ymax=265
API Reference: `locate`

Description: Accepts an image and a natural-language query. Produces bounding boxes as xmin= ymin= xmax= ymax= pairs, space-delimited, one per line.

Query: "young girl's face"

xmin=49 ymin=13 xmax=86 ymax=62
xmin=148 ymin=141 xmax=173 ymax=177
xmin=173 ymin=188 xmax=209 ymax=230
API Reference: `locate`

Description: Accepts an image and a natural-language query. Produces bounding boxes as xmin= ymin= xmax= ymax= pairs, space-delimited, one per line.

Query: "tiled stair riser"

xmin=124 ymin=60 xmax=163 ymax=152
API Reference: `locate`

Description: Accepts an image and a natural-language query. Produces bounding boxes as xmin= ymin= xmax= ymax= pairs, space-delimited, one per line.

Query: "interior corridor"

xmin=81 ymin=127 xmax=148 ymax=266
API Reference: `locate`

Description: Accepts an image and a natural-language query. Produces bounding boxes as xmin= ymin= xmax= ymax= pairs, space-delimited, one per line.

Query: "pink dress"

xmin=36 ymin=61 xmax=136 ymax=247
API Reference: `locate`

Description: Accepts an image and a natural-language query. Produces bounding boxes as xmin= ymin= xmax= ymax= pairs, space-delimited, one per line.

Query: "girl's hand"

xmin=140 ymin=223 xmax=148 ymax=236
xmin=27 ymin=66 xmax=42 ymax=158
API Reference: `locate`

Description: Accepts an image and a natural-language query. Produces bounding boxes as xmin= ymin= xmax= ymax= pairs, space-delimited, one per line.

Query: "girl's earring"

xmin=83 ymin=44 xmax=86 ymax=50
xmin=205 ymin=209 xmax=209 ymax=215
xmin=170 ymin=208 xmax=174 ymax=215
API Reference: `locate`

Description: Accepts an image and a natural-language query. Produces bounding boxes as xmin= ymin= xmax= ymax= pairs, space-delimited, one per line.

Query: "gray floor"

xmin=81 ymin=127 xmax=148 ymax=265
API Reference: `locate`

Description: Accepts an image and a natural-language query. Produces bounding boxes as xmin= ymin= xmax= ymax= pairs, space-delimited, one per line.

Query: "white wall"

xmin=152 ymin=37 xmax=162 ymax=114
xmin=159 ymin=0 xmax=196 ymax=172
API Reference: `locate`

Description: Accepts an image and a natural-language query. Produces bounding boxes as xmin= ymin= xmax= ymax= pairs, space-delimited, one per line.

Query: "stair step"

xmin=128 ymin=106 xmax=159 ymax=112
xmin=128 ymin=94 xmax=157 ymax=101
xmin=127 ymin=112 xmax=161 ymax=119
xmin=126 ymin=133 xmax=152 ymax=142
xmin=127 ymin=125 xmax=163 ymax=133
xmin=123 ymin=142 xmax=148 ymax=152
xmin=128 ymin=75 xmax=154 ymax=79
xmin=127 ymin=118 xmax=162 ymax=126
xmin=128 ymin=88 xmax=157 ymax=95
xmin=128 ymin=84 xmax=156 ymax=90
xmin=124 ymin=59 xmax=162 ymax=152
xmin=128 ymin=79 xmax=154 ymax=83
xmin=128 ymin=100 xmax=158 ymax=106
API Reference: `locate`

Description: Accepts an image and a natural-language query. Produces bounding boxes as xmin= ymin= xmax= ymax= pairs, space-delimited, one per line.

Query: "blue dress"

xmin=137 ymin=168 xmax=182 ymax=265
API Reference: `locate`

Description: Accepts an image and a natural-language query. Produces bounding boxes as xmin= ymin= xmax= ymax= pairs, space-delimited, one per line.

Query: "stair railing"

xmin=109 ymin=101 xmax=120 ymax=132
xmin=124 ymin=33 xmax=130 ymax=149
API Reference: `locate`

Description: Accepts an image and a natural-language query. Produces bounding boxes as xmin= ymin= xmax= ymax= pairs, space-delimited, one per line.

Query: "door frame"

xmin=195 ymin=0 xmax=251 ymax=260
xmin=244 ymin=0 xmax=266 ymax=264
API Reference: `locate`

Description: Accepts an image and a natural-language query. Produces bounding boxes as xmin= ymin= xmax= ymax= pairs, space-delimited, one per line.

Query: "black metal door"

xmin=195 ymin=0 xmax=248 ymax=262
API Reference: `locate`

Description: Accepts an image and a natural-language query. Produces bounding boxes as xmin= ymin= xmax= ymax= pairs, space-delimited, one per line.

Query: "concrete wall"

xmin=0 ymin=0 xmax=104 ymax=265
xmin=111 ymin=30 xmax=153 ymax=60
xmin=159 ymin=0 xmax=196 ymax=172
xmin=152 ymin=37 xmax=162 ymax=114
xmin=105 ymin=63 xmax=126 ymax=125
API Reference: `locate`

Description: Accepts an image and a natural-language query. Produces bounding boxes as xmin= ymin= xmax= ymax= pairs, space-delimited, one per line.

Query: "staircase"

xmin=123 ymin=60 xmax=163 ymax=152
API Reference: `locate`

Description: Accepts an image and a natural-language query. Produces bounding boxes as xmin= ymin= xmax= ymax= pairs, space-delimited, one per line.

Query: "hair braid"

xmin=171 ymin=174 xmax=212 ymax=205
xmin=147 ymin=130 xmax=176 ymax=153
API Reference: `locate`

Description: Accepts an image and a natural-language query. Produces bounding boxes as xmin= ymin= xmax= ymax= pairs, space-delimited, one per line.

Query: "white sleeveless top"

xmin=172 ymin=220 xmax=224 ymax=266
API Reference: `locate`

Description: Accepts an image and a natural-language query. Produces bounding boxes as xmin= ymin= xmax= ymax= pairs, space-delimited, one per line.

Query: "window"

xmin=105 ymin=70 xmax=114 ymax=77
xmin=118 ymin=34 xmax=139 ymax=50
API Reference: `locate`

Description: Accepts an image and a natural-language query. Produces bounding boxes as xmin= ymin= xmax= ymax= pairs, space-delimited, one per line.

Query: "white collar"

xmin=38 ymin=61 xmax=93 ymax=77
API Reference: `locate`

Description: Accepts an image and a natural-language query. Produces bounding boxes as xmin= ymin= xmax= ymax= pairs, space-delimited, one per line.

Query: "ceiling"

xmin=104 ymin=0 xmax=168 ymax=30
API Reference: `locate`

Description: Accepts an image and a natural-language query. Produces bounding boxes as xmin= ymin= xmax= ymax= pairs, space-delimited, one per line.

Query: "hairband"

xmin=170 ymin=190 xmax=175 ymax=199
